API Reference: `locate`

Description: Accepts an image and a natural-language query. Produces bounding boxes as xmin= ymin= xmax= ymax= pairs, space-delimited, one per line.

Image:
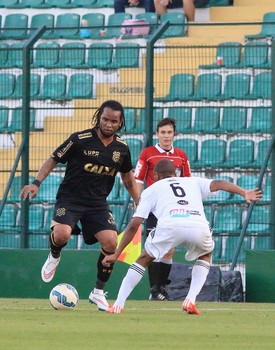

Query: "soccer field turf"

xmin=0 ymin=299 xmax=275 ymax=350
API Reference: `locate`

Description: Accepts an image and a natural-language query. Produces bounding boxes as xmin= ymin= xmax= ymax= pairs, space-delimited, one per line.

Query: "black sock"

xmin=158 ymin=262 xmax=172 ymax=288
xmin=49 ymin=231 xmax=67 ymax=258
xmin=95 ymin=249 xmax=114 ymax=289
xmin=148 ymin=261 xmax=161 ymax=290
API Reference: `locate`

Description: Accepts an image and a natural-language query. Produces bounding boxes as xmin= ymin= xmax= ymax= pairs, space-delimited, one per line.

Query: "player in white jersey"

xmin=103 ymin=159 xmax=262 ymax=315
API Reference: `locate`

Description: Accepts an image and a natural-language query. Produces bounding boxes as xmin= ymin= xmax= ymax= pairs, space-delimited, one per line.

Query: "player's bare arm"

xmin=121 ymin=171 xmax=140 ymax=205
xmin=21 ymin=157 xmax=57 ymax=200
xmin=210 ymin=180 xmax=262 ymax=203
xmin=102 ymin=216 xmax=143 ymax=266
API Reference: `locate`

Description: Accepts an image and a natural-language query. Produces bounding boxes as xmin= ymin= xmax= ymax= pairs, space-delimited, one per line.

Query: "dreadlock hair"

xmin=92 ymin=100 xmax=126 ymax=132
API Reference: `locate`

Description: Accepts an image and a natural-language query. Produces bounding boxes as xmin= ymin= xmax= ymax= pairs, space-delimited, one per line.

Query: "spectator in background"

xmin=114 ymin=0 xmax=155 ymax=13
xmin=154 ymin=0 xmax=195 ymax=21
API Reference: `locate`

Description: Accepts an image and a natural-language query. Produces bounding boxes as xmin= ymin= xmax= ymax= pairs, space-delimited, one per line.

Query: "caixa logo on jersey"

xmin=169 ymin=209 xmax=191 ymax=218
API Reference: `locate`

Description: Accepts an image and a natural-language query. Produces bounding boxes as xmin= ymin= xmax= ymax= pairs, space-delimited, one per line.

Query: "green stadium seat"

xmin=28 ymin=13 xmax=55 ymax=38
xmin=0 ymin=0 xmax=19 ymax=7
xmin=218 ymin=107 xmax=247 ymax=133
xmin=135 ymin=12 xmax=158 ymax=35
xmin=49 ymin=13 xmax=80 ymax=39
xmin=220 ymin=236 xmax=251 ymax=263
xmin=0 ymin=13 xmax=28 ymax=39
xmin=154 ymin=74 xmax=195 ymax=102
xmin=124 ymin=137 xmax=143 ymax=166
xmin=252 ymin=139 xmax=272 ymax=169
xmin=38 ymin=73 xmax=67 ymax=100
xmin=208 ymin=0 xmax=231 ymax=6
xmin=81 ymin=13 xmax=105 ymax=39
xmin=212 ymin=236 xmax=222 ymax=262
xmin=0 ymin=42 xmax=9 ymax=68
xmin=0 ymin=73 xmax=16 ymax=99
xmin=194 ymin=139 xmax=226 ymax=168
xmin=63 ymin=0 xmax=97 ymax=7
xmin=193 ymin=73 xmax=222 ymax=100
xmin=0 ymin=204 xmax=18 ymax=232
xmin=109 ymin=42 xmax=140 ymax=69
xmin=173 ymin=138 xmax=198 ymax=166
xmin=203 ymin=176 xmax=234 ymax=203
xmin=11 ymin=0 xmax=46 ymax=8
xmin=5 ymin=42 xmax=32 ymax=68
xmin=192 ymin=107 xmax=220 ymax=133
xmin=7 ymin=176 xmax=35 ymax=203
xmin=65 ymin=73 xmax=94 ymax=99
xmin=109 ymin=203 xmax=124 ymax=225
xmin=246 ymin=205 xmax=270 ymax=234
xmin=167 ymin=107 xmax=193 ymax=133
xmin=89 ymin=0 xmax=114 ymax=8
xmin=0 ymin=106 xmax=9 ymax=132
xmin=26 ymin=204 xmax=45 ymax=233
xmin=253 ymin=236 xmax=271 ymax=250
xmin=213 ymin=205 xmax=242 ymax=234
xmin=237 ymin=42 xmax=269 ymax=69
xmin=85 ymin=42 xmax=113 ymax=69
xmin=250 ymin=72 xmax=271 ymax=100
xmin=107 ymin=176 xmax=121 ymax=203
xmin=58 ymin=42 xmax=86 ymax=68
xmin=203 ymin=205 xmax=213 ymax=226
xmin=220 ymin=73 xmax=251 ymax=100
xmin=28 ymin=234 xmax=49 ymax=249
xmin=232 ymin=174 xmax=259 ymax=202
xmin=199 ymin=41 xmax=242 ymax=69
xmin=43 ymin=0 xmax=71 ymax=7
xmin=221 ymin=139 xmax=255 ymax=168
xmin=245 ymin=12 xmax=275 ymax=40
xmin=32 ymin=174 xmax=62 ymax=203
xmin=0 ymin=234 xmax=21 ymax=248
xmin=261 ymin=176 xmax=271 ymax=202
xmin=12 ymin=73 xmax=41 ymax=99
xmin=160 ymin=12 xmax=187 ymax=38
xmin=104 ymin=13 xmax=132 ymax=39
xmin=6 ymin=107 xmax=37 ymax=132
xmin=33 ymin=42 xmax=60 ymax=68
xmin=246 ymin=108 xmax=271 ymax=134
xmin=139 ymin=108 xmax=164 ymax=132
xmin=123 ymin=108 xmax=138 ymax=134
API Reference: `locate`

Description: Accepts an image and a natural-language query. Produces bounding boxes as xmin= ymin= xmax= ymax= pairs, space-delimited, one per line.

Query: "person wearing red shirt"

xmin=134 ymin=117 xmax=191 ymax=300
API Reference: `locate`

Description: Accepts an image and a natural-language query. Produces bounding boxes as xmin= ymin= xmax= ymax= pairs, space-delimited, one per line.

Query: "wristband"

xmin=32 ymin=179 xmax=41 ymax=187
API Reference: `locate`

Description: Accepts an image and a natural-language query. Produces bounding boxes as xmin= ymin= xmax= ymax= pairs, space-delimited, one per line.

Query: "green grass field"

xmin=0 ymin=299 xmax=275 ymax=350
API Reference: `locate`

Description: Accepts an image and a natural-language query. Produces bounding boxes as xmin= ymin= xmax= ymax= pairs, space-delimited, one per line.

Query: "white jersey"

xmin=134 ymin=176 xmax=214 ymax=227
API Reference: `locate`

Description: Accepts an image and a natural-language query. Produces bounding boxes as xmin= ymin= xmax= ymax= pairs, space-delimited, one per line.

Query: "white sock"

xmin=114 ymin=263 xmax=145 ymax=308
xmin=186 ymin=260 xmax=210 ymax=303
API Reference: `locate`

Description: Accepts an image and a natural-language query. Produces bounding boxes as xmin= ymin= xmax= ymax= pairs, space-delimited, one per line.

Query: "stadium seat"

xmin=5 ymin=42 xmax=32 ymax=68
xmin=33 ymin=42 xmax=60 ymax=68
xmin=252 ymin=139 xmax=272 ymax=169
xmin=212 ymin=205 xmax=242 ymax=234
xmin=104 ymin=13 xmax=132 ymax=39
xmin=0 ymin=73 xmax=16 ymax=99
xmin=253 ymin=236 xmax=271 ymax=250
xmin=63 ymin=0 xmax=97 ymax=7
xmin=0 ymin=234 xmax=21 ymax=248
xmin=167 ymin=107 xmax=193 ymax=133
xmin=58 ymin=42 xmax=86 ymax=68
xmin=65 ymin=73 xmax=94 ymax=99
xmin=139 ymin=108 xmax=164 ymax=132
xmin=38 ymin=73 xmax=67 ymax=100
xmin=220 ymin=73 xmax=251 ymax=100
xmin=0 ymin=106 xmax=9 ymax=132
xmin=194 ymin=139 xmax=227 ymax=168
xmin=135 ymin=12 xmax=158 ymax=35
xmin=107 ymin=175 xmax=121 ymax=203
xmin=32 ymin=174 xmax=62 ymax=203
xmin=0 ymin=204 xmax=18 ymax=232
xmin=192 ymin=107 xmax=220 ymax=133
xmin=212 ymin=236 xmax=222 ymax=262
xmin=81 ymin=13 xmax=105 ymax=40
xmin=218 ymin=107 xmax=247 ymax=133
xmin=173 ymin=138 xmax=198 ymax=166
xmin=0 ymin=43 xmax=9 ymax=68
xmin=237 ymin=42 xmax=269 ymax=69
xmin=49 ymin=13 xmax=80 ymax=39
xmin=246 ymin=205 xmax=270 ymax=234
xmin=220 ymin=236 xmax=251 ymax=263
xmin=203 ymin=205 xmax=213 ymax=226
xmin=0 ymin=0 xmax=19 ymax=7
xmin=89 ymin=0 xmax=114 ymax=8
xmin=203 ymin=175 xmax=234 ymax=203
xmin=250 ymin=72 xmax=271 ymax=100
xmin=124 ymin=137 xmax=143 ymax=166
xmin=0 ymin=13 xmax=28 ymax=40
xmin=261 ymin=176 xmax=271 ymax=202
xmin=28 ymin=234 xmax=50 ymax=249
xmin=28 ymin=13 xmax=55 ymax=38
xmin=245 ymin=12 xmax=275 ymax=40
xmin=12 ymin=73 xmax=41 ymax=99
xmin=199 ymin=41 xmax=242 ymax=69
xmin=85 ymin=42 xmax=113 ymax=69
xmin=160 ymin=12 xmax=187 ymax=38
xmin=221 ymin=139 xmax=255 ymax=168
xmin=232 ymin=174 xmax=259 ymax=202
xmin=10 ymin=0 xmax=46 ymax=8
xmin=7 ymin=176 xmax=34 ymax=203
xmin=154 ymin=73 xmax=195 ymax=102
xmin=43 ymin=0 xmax=71 ymax=7
xmin=6 ymin=107 xmax=37 ymax=132
xmin=246 ymin=107 xmax=271 ymax=134
xmin=26 ymin=204 xmax=45 ymax=233
xmin=192 ymin=73 xmax=222 ymax=100
xmin=109 ymin=42 xmax=140 ymax=69
xmin=123 ymin=108 xmax=138 ymax=134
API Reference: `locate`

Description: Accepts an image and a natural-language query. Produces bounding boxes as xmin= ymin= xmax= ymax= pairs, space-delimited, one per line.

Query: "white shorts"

xmin=144 ymin=222 xmax=214 ymax=261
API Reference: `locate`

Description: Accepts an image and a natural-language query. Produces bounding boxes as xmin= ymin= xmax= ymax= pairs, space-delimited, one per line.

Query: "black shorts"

xmin=51 ymin=200 xmax=117 ymax=245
